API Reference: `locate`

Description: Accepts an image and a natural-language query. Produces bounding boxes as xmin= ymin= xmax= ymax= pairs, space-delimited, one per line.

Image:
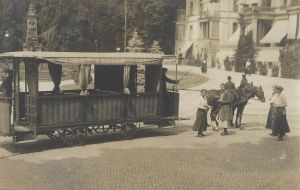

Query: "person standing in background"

xmin=224 ymin=76 xmax=236 ymax=91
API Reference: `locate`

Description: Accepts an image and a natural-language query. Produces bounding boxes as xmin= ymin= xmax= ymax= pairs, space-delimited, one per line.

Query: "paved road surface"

xmin=0 ymin=66 xmax=299 ymax=190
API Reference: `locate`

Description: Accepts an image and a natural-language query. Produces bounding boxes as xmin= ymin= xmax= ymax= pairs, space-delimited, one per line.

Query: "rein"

xmin=177 ymin=67 xmax=196 ymax=82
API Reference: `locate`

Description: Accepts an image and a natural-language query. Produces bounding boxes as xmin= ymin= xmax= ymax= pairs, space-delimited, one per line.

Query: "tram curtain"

xmin=79 ymin=65 xmax=91 ymax=95
xmin=48 ymin=63 xmax=62 ymax=92
xmin=25 ymin=63 xmax=38 ymax=97
xmin=123 ymin=66 xmax=130 ymax=94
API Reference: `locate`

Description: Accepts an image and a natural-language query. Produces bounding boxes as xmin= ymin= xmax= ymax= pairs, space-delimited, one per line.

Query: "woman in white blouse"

xmin=192 ymin=89 xmax=210 ymax=137
xmin=266 ymin=85 xmax=290 ymax=141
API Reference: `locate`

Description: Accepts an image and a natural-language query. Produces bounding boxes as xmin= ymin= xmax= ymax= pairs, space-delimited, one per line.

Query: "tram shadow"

xmin=0 ymin=123 xmax=191 ymax=155
xmin=85 ymin=123 xmax=191 ymax=144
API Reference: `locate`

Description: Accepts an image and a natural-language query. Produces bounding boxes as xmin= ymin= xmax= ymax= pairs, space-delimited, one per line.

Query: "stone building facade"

xmin=175 ymin=0 xmax=300 ymax=72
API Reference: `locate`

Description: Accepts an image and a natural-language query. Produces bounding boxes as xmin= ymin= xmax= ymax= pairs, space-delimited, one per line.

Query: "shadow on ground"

xmin=0 ymin=124 xmax=191 ymax=156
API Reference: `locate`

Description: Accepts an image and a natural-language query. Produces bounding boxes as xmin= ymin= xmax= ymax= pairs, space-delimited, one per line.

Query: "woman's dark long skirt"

xmin=192 ymin=109 xmax=208 ymax=133
xmin=272 ymin=107 xmax=290 ymax=136
xmin=266 ymin=106 xmax=276 ymax=129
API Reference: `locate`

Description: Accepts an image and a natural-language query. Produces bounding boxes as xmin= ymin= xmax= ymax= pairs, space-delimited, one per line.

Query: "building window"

xmin=189 ymin=1 xmax=194 ymax=16
xmin=201 ymin=22 xmax=210 ymax=39
xmin=233 ymin=0 xmax=238 ymax=12
xmin=189 ymin=25 xmax=193 ymax=40
xmin=199 ymin=1 xmax=203 ymax=13
xmin=211 ymin=21 xmax=219 ymax=39
xmin=176 ymin=24 xmax=185 ymax=41
xmin=233 ymin=23 xmax=238 ymax=34
xmin=283 ymin=0 xmax=287 ymax=5
xmin=261 ymin=0 xmax=271 ymax=7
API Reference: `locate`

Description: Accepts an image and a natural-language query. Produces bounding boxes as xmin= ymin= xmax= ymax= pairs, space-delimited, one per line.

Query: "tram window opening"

xmin=94 ymin=65 xmax=124 ymax=93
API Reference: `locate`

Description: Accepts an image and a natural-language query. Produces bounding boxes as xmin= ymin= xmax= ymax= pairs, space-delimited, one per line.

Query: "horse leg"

xmin=238 ymin=106 xmax=245 ymax=128
xmin=231 ymin=106 xmax=236 ymax=128
xmin=236 ymin=108 xmax=241 ymax=128
xmin=210 ymin=109 xmax=219 ymax=131
xmin=235 ymin=107 xmax=241 ymax=128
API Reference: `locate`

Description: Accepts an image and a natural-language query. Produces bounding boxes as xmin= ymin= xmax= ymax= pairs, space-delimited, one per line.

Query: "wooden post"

xmin=13 ymin=58 xmax=20 ymax=123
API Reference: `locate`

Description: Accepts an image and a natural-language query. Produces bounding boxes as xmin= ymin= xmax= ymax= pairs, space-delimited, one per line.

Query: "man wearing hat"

xmin=239 ymin=74 xmax=248 ymax=89
xmin=224 ymin=76 xmax=236 ymax=91
xmin=266 ymin=85 xmax=290 ymax=141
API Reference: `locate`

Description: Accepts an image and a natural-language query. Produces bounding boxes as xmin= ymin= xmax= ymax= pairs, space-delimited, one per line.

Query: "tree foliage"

xmin=126 ymin=30 xmax=144 ymax=52
xmin=0 ymin=0 xmax=184 ymax=53
xmin=234 ymin=15 xmax=256 ymax=72
xmin=0 ymin=0 xmax=28 ymax=52
xmin=234 ymin=31 xmax=256 ymax=72
xmin=149 ymin=40 xmax=163 ymax=54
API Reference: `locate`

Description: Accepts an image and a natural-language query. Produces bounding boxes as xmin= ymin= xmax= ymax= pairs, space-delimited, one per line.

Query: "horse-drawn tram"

xmin=0 ymin=51 xmax=179 ymax=145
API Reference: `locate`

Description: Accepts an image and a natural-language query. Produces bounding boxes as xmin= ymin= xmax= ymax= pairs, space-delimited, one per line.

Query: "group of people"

xmin=192 ymin=76 xmax=236 ymax=137
xmin=193 ymin=75 xmax=290 ymax=141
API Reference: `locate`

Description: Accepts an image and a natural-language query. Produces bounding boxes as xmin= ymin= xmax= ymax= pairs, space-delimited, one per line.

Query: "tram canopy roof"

xmin=0 ymin=51 xmax=174 ymax=66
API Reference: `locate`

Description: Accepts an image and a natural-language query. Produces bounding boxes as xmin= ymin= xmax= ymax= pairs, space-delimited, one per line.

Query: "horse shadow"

xmin=237 ymin=122 xmax=265 ymax=131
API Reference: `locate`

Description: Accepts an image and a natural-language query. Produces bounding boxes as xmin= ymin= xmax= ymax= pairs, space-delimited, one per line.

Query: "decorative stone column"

xmin=23 ymin=1 xmax=41 ymax=51
xmin=251 ymin=17 xmax=258 ymax=45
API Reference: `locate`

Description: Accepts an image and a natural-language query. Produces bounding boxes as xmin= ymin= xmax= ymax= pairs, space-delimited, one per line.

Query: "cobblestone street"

xmin=0 ymin=122 xmax=299 ymax=190
xmin=0 ymin=67 xmax=299 ymax=190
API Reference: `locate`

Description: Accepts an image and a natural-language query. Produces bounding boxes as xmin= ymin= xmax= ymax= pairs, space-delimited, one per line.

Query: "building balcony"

xmin=241 ymin=6 xmax=273 ymax=14
xmin=240 ymin=6 xmax=277 ymax=19
xmin=198 ymin=11 xmax=220 ymax=20
xmin=176 ymin=9 xmax=186 ymax=21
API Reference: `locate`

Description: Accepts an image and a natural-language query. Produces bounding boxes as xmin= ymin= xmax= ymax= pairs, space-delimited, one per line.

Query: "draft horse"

xmin=206 ymin=83 xmax=265 ymax=128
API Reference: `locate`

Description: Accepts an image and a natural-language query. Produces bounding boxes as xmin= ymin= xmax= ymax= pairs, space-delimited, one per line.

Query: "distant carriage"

xmin=0 ymin=52 xmax=179 ymax=145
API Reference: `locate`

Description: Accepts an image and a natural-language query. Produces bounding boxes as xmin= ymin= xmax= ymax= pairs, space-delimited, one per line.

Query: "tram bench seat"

xmin=14 ymin=125 xmax=33 ymax=133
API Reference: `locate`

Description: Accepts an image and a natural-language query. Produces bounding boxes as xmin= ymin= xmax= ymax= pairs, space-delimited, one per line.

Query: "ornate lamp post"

xmin=124 ymin=0 xmax=127 ymax=52
xmin=176 ymin=50 xmax=183 ymax=91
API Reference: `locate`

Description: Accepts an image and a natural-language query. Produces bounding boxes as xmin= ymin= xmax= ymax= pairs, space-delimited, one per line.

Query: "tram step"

xmin=14 ymin=132 xmax=35 ymax=143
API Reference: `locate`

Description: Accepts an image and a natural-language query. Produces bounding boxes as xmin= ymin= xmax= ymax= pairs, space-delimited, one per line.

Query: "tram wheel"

xmin=46 ymin=130 xmax=62 ymax=140
xmin=121 ymin=123 xmax=136 ymax=140
xmin=60 ymin=128 xmax=88 ymax=146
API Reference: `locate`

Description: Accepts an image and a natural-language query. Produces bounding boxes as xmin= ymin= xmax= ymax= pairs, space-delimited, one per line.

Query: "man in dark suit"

xmin=224 ymin=76 xmax=236 ymax=91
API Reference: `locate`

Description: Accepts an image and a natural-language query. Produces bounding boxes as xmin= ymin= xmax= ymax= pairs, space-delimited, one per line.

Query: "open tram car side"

xmin=0 ymin=52 xmax=179 ymax=145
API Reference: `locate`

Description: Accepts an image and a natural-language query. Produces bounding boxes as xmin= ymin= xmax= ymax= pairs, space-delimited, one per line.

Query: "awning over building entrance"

xmin=238 ymin=0 xmax=260 ymax=5
xmin=288 ymin=15 xmax=297 ymax=40
xmin=180 ymin=41 xmax=193 ymax=58
xmin=260 ymin=20 xmax=288 ymax=43
xmin=226 ymin=25 xmax=251 ymax=46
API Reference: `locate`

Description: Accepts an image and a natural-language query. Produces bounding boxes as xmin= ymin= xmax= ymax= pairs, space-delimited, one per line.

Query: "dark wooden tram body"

xmin=0 ymin=52 xmax=179 ymax=144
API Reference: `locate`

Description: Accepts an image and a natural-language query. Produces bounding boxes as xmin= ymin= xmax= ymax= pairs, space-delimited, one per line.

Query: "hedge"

xmin=257 ymin=62 xmax=267 ymax=75
xmin=279 ymin=46 xmax=300 ymax=79
xmin=224 ymin=56 xmax=233 ymax=71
